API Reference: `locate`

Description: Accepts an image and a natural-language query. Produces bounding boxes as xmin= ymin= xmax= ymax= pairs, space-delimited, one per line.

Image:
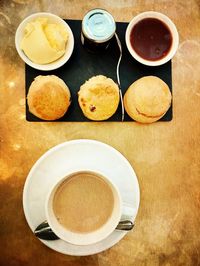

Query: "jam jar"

xmin=81 ymin=8 xmax=116 ymax=52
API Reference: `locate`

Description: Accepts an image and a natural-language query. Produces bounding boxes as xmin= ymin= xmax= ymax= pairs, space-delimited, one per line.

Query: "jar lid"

xmin=82 ymin=9 xmax=116 ymax=43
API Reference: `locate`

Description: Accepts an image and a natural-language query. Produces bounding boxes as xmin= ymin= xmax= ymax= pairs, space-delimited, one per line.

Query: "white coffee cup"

xmin=45 ymin=169 xmax=134 ymax=246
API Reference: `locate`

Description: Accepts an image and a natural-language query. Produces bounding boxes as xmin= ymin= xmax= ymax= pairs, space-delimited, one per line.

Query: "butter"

xmin=21 ymin=18 xmax=68 ymax=64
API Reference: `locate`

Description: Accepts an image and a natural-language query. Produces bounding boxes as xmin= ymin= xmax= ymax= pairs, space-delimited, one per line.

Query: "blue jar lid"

xmin=82 ymin=9 xmax=116 ymax=43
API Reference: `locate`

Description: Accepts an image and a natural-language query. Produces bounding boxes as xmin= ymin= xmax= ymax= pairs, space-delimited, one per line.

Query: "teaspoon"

xmin=34 ymin=220 xmax=134 ymax=241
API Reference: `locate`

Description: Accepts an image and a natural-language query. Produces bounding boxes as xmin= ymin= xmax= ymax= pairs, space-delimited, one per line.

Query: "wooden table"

xmin=0 ymin=0 xmax=200 ymax=265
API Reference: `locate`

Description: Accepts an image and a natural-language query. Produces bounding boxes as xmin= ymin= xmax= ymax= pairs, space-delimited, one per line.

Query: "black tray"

xmin=25 ymin=19 xmax=172 ymax=122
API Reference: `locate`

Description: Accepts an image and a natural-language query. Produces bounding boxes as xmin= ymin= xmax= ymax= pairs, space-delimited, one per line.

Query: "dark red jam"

xmin=130 ymin=18 xmax=172 ymax=61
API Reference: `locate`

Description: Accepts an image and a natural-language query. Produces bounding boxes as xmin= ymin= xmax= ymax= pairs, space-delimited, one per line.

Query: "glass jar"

xmin=81 ymin=8 xmax=116 ymax=52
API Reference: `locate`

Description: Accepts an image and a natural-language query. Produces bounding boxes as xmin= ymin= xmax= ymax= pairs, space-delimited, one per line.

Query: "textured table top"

xmin=0 ymin=0 xmax=200 ymax=265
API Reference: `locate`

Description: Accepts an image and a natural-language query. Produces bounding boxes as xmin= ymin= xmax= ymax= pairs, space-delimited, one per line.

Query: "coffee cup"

xmin=45 ymin=169 xmax=135 ymax=245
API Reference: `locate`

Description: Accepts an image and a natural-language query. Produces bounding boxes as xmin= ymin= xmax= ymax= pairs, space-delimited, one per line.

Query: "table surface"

xmin=0 ymin=1 xmax=200 ymax=265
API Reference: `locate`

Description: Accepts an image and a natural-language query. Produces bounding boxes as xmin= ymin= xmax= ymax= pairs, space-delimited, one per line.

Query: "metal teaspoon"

xmin=34 ymin=220 xmax=134 ymax=241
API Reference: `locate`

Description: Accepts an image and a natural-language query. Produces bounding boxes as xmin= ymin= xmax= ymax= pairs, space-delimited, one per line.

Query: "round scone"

xmin=124 ymin=76 xmax=172 ymax=123
xmin=27 ymin=75 xmax=71 ymax=120
xmin=78 ymin=75 xmax=120 ymax=121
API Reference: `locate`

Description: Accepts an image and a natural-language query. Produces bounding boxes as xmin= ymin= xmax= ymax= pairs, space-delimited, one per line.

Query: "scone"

xmin=124 ymin=76 xmax=172 ymax=123
xmin=27 ymin=75 xmax=71 ymax=120
xmin=78 ymin=75 xmax=120 ymax=121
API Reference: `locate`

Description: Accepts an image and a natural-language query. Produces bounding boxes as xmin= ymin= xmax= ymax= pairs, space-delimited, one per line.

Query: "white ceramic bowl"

xmin=125 ymin=11 xmax=179 ymax=66
xmin=15 ymin=12 xmax=74 ymax=71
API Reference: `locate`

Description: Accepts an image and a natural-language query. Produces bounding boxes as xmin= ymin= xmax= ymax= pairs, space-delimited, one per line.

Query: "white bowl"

xmin=15 ymin=12 xmax=74 ymax=71
xmin=125 ymin=11 xmax=179 ymax=66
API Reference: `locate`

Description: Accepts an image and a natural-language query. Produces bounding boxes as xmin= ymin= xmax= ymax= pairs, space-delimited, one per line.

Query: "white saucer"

xmin=23 ymin=139 xmax=140 ymax=256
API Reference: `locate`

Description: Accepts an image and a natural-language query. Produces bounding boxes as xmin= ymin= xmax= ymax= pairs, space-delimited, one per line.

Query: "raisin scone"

xmin=78 ymin=75 xmax=120 ymax=121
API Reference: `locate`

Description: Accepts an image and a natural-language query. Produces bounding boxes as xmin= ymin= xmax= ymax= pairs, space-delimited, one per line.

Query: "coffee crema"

xmin=53 ymin=172 xmax=114 ymax=233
